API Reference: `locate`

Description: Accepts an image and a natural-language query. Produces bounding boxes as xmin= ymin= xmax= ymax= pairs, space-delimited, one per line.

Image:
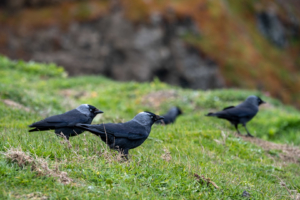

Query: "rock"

xmin=2 ymin=8 xmax=224 ymax=90
xmin=257 ymin=9 xmax=287 ymax=48
xmin=242 ymin=190 xmax=250 ymax=198
xmin=256 ymin=4 xmax=300 ymax=49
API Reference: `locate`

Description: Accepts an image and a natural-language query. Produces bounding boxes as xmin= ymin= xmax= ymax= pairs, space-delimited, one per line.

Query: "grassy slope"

xmin=0 ymin=56 xmax=300 ymax=199
xmin=1 ymin=0 xmax=300 ymax=107
xmin=124 ymin=0 xmax=300 ymax=106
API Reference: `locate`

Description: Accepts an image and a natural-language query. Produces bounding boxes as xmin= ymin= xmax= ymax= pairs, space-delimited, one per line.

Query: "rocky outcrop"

xmin=2 ymin=0 xmax=300 ymax=106
xmin=257 ymin=10 xmax=287 ymax=48
xmin=0 ymin=0 xmax=70 ymax=11
xmin=4 ymin=9 xmax=224 ymax=89
xmin=256 ymin=4 xmax=300 ymax=48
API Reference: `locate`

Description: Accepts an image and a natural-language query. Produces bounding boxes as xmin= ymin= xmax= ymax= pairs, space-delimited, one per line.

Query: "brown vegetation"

xmin=2 ymin=147 xmax=72 ymax=184
xmin=1 ymin=0 xmax=300 ymax=106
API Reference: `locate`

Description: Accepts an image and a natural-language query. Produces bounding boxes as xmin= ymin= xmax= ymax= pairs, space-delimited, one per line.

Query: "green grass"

xmin=0 ymin=55 xmax=300 ymax=199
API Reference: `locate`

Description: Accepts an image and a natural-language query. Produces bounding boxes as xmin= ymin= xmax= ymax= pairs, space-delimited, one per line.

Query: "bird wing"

xmin=222 ymin=106 xmax=235 ymax=110
xmin=219 ymin=106 xmax=257 ymax=119
xmin=76 ymin=122 xmax=148 ymax=140
xmin=123 ymin=122 xmax=149 ymax=140
xmin=29 ymin=109 xmax=90 ymax=128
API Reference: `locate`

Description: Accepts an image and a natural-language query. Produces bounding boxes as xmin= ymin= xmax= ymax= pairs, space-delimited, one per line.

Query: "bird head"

xmin=245 ymin=96 xmax=266 ymax=106
xmin=76 ymin=104 xmax=103 ymax=117
xmin=168 ymin=106 xmax=183 ymax=116
xmin=175 ymin=106 xmax=183 ymax=115
xmin=133 ymin=111 xmax=164 ymax=126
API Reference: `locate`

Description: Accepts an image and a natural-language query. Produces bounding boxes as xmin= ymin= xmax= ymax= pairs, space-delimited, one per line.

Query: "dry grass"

xmin=194 ymin=173 xmax=219 ymax=189
xmin=14 ymin=192 xmax=48 ymax=200
xmin=141 ymin=90 xmax=179 ymax=109
xmin=239 ymin=134 xmax=300 ymax=164
xmin=214 ymin=131 xmax=229 ymax=146
xmin=2 ymin=99 xmax=31 ymax=112
xmin=2 ymin=147 xmax=72 ymax=184
xmin=273 ymin=175 xmax=300 ymax=200
xmin=161 ymin=147 xmax=172 ymax=162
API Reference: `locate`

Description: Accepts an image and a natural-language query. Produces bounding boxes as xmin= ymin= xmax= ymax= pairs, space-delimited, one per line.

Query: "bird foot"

xmin=120 ymin=155 xmax=129 ymax=162
xmin=246 ymin=133 xmax=254 ymax=138
xmin=236 ymin=132 xmax=242 ymax=135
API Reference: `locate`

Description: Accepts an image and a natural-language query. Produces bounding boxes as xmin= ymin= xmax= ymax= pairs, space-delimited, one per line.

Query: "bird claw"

xmin=246 ymin=133 xmax=254 ymax=138
xmin=120 ymin=155 xmax=129 ymax=161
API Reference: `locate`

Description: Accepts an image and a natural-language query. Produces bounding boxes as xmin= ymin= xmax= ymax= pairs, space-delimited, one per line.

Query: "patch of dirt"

xmin=239 ymin=135 xmax=300 ymax=164
xmin=141 ymin=90 xmax=179 ymax=108
xmin=2 ymin=99 xmax=31 ymax=112
xmin=2 ymin=148 xmax=72 ymax=184
xmin=14 ymin=192 xmax=48 ymax=200
xmin=161 ymin=148 xmax=172 ymax=162
xmin=99 ymin=149 xmax=127 ymax=163
xmin=273 ymin=175 xmax=300 ymax=200
xmin=59 ymin=89 xmax=87 ymax=99
xmin=194 ymin=173 xmax=219 ymax=189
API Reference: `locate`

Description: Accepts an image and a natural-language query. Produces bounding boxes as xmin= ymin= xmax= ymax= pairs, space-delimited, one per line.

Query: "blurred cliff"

xmin=0 ymin=0 xmax=300 ymax=106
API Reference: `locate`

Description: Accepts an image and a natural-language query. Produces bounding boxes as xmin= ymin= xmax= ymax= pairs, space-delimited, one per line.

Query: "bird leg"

xmin=58 ymin=132 xmax=69 ymax=141
xmin=122 ymin=149 xmax=129 ymax=160
xmin=234 ymin=124 xmax=241 ymax=135
xmin=242 ymin=124 xmax=254 ymax=137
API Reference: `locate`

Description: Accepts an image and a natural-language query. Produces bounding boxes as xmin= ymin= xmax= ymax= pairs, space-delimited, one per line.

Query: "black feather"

xmin=75 ymin=112 xmax=161 ymax=157
xmin=28 ymin=105 xmax=102 ymax=140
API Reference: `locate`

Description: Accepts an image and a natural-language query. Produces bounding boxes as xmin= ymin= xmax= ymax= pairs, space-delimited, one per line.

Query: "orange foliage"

xmin=0 ymin=0 xmax=109 ymax=31
xmin=121 ymin=0 xmax=300 ymax=106
xmin=0 ymin=0 xmax=300 ymax=106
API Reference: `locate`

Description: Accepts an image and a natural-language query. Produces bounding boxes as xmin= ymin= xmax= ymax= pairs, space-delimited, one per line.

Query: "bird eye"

xmin=150 ymin=116 xmax=153 ymax=118
xmin=90 ymin=109 xmax=93 ymax=112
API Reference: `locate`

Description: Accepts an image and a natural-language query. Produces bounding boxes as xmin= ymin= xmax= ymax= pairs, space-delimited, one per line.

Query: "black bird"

xmin=29 ymin=104 xmax=103 ymax=140
xmin=156 ymin=106 xmax=182 ymax=125
xmin=205 ymin=95 xmax=265 ymax=137
xmin=75 ymin=111 xmax=164 ymax=158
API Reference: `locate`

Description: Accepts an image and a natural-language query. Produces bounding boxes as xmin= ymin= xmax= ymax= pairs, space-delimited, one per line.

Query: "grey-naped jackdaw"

xmin=156 ymin=106 xmax=182 ymax=125
xmin=206 ymin=95 xmax=265 ymax=137
xmin=75 ymin=111 xmax=164 ymax=158
xmin=29 ymin=104 xmax=103 ymax=140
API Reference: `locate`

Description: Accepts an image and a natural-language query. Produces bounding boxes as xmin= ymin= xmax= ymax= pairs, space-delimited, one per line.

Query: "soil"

xmin=239 ymin=134 xmax=300 ymax=164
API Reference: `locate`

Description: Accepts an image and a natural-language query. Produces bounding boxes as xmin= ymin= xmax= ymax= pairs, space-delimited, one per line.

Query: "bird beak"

xmin=261 ymin=101 xmax=266 ymax=105
xmin=155 ymin=115 xmax=164 ymax=121
xmin=94 ymin=109 xmax=104 ymax=114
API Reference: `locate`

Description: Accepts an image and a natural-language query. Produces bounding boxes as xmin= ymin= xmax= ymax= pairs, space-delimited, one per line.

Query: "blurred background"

xmin=0 ymin=0 xmax=300 ymax=107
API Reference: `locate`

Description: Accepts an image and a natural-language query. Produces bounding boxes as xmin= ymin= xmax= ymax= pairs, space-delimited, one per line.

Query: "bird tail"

xmin=75 ymin=123 xmax=90 ymax=128
xmin=205 ymin=112 xmax=216 ymax=117
xmin=29 ymin=128 xmax=39 ymax=132
xmin=28 ymin=127 xmax=51 ymax=132
xmin=75 ymin=123 xmax=104 ymax=136
xmin=75 ymin=123 xmax=93 ymax=130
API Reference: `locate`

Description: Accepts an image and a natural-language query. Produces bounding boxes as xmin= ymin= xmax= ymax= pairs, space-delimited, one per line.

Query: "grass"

xmin=2 ymin=0 xmax=300 ymax=107
xmin=0 ymin=56 xmax=300 ymax=199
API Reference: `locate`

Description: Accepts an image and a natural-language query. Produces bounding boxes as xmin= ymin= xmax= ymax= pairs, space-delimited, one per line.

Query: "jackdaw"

xmin=155 ymin=106 xmax=182 ymax=125
xmin=75 ymin=111 xmax=164 ymax=158
xmin=29 ymin=104 xmax=103 ymax=140
xmin=205 ymin=95 xmax=265 ymax=137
